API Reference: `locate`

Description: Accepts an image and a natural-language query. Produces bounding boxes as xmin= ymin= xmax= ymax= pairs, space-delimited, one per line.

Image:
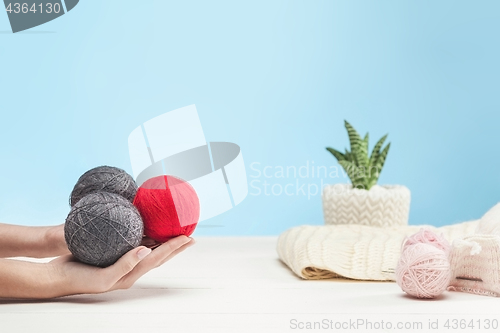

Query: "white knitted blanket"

xmin=277 ymin=221 xmax=479 ymax=281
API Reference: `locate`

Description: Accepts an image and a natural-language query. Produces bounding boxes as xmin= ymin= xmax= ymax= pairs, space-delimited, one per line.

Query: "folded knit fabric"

xmin=448 ymin=235 xmax=500 ymax=296
xmin=277 ymin=221 xmax=479 ymax=281
xmin=447 ymin=204 xmax=500 ymax=296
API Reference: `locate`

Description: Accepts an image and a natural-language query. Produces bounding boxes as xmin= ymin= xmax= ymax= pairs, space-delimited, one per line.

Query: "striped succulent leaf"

xmin=338 ymin=160 xmax=366 ymax=187
xmin=363 ymin=133 xmax=369 ymax=147
xmin=344 ymin=149 xmax=354 ymax=163
xmin=326 ymin=147 xmax=345 ymax=162
xmin=344 ymin=121 xmax=362 ymax=164
xmin=366 ymin=177 xmax=378 ymax=190
xmin=356 ymin=133 xmax=369 ymax=168
xmin=374 ymin=142 xmax=391 ymax=173
xmin=369 ymin=134 xmax=387 ymax=167
xmin=326 ymin=121 xmax=391 ymax=190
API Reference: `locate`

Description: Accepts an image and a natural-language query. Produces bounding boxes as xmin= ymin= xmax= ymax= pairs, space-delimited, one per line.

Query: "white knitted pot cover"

xmin=277 ymin=220 xmax=478 ymax=281
xmin=322 ymin=184 xmax=411 ymax=227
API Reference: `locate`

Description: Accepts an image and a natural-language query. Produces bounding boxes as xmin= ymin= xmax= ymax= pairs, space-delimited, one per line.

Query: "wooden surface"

xmin=1 ymin=237 xmax=499 ymax=333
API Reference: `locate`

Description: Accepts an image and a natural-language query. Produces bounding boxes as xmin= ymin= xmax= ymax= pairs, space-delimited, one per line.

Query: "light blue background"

xmin=1 ymin=1 xmax=499 ymax=235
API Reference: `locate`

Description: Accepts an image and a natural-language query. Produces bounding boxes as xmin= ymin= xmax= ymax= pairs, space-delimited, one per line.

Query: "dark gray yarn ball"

xmin=64 ymin=191 xmax=144 ymax=267
xmin=70 ymin=166 xmax=138 ymax=207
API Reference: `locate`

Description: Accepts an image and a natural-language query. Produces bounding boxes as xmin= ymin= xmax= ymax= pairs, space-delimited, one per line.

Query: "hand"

xmin=46 ymin=235 xmax=194 ymax=297
xmin=44 ymin=223 xmax=71 ymax=257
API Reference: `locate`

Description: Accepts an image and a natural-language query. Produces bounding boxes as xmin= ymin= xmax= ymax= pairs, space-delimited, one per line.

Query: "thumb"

xmin=106 ymin=246 xmax=152 ymax=281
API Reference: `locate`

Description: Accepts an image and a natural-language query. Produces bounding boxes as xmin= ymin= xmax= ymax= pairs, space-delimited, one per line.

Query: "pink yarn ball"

xmin=396 ymin=243 xmax=451 ymax=299
xmin=402 ymin=228 xmax=451 ymax=255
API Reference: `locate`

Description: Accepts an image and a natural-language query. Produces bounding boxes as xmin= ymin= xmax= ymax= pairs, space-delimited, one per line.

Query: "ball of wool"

xmin=70 ymin=166 xmax=138 ymax=206
xmin=65 ymin=191 xmax=144 ymax=267
xmin=396 ymin=243 xmax=451 ymax=299
xmin=133 ymin=175 xmax=200 ymax=243
xmin=403 ymin=228 xmax=451 ymax=255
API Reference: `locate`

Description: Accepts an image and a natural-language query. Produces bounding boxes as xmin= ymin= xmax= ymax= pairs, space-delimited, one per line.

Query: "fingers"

xmin=102 ymin=246 xmax=152 ymax=289
xmin=156 ymin=238 xmax=195 ymax=266
xmin=110 ymin=236 xmax=193 ymax=290
xmin=51 ymin=237 xmax=193 ymax=296
xmin=133 ymin=236 xmax=192 ymax=271
xmin=156 ymin=235 xmax=192 ymax=254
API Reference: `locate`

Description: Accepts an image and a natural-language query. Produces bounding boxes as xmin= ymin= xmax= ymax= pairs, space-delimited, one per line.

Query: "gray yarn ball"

xmin=64 ymin=191 xmax=144 ymax=267
xmin=70 ymin=166 xmax=138 ymax=207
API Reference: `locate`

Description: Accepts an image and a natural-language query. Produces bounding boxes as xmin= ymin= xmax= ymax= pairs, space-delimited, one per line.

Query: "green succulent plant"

xmin=326 ymin=120 xmax=390 ymax=190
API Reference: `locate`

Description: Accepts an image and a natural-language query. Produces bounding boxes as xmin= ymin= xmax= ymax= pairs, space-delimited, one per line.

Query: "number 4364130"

xmin=5 ymin=3 xmax=62 ymax=14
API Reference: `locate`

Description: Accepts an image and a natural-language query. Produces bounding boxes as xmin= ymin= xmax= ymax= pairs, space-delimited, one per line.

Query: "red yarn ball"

xmin=133 ymin=175 xmax=200 ymax=242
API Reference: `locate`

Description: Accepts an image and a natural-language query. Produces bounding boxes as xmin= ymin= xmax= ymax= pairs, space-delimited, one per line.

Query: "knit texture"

xmin=475 ymin=203 xmax=500 ymax=235
xmin=277 ymin=220 xmax=478 ymax=281
xmin=322 ymin=184 xmax=411 ymax=227
xmin=448 ymin=235 xmax=500 ymax=297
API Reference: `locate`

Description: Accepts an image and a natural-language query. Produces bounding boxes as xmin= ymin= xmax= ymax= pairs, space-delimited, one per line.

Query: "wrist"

xmin=44 ymin=261 xmax=72 ymax=298
xmin=43 ymin=225 xmax=70 ymax=258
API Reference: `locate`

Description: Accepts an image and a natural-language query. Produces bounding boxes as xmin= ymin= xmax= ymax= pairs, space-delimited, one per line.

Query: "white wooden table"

xmin=1 ymin=237 xmax=499 ymax=333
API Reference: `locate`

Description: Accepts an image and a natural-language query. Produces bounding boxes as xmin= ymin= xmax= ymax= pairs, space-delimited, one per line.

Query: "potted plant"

xmin=323 ymin=121 xmax=410 ymax=227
